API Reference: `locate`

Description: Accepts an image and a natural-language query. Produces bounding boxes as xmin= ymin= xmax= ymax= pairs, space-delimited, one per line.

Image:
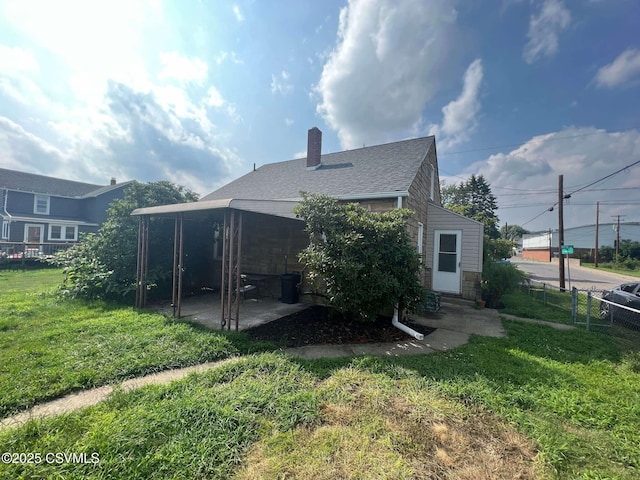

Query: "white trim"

xmin=24 ymin=223 xmax=44 ymax=243
xmin=33 ymin=194 xmax=50 ymax=215
xmin=6 ymin=215 xmax=96 ymax=226
xmin=417 ymin=222 xmax=424 ymax=255
xmin=335 ymin=191 xmax=410 ymax=201
xmin=48 ymin=224 xmax=78 ymax=241
xmin=429 ymin=164 xmax=435 ymax=201
xmin=1 ymin=220 xmax=9 ymax=240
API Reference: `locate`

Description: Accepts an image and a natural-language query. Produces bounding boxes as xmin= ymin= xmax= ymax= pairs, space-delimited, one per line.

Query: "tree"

xmin=500 ymin=224 xmax=529 ymax=241
xmin=52 ymin=181 xmax=198 ymax=300
xmin=442 ymin=174 xmax=500 ymax=239
xmin=294 ymin=193 xmax=425 ymax=322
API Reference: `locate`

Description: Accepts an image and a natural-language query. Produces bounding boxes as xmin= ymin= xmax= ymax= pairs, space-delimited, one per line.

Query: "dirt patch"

xmin=244 ymin=305 xmax=435 ymax=348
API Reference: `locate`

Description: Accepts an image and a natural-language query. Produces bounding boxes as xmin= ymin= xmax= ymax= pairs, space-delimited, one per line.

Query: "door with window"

xmin=24 ymin=224 xmax=44 ymax=256
xmin=432 ymin=230 xmax=462 ymax=294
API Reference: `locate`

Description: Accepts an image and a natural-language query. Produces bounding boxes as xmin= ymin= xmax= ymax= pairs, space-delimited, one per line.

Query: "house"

xmin=523 ymin=222 xmax=640 ymax=262
xmin=1 ymin=168 xmax=132 ymax=256
xmin=131 ymin=128 xmax=484 ymax=326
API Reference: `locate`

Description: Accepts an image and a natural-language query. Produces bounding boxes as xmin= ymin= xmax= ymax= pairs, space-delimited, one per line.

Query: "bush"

xmin=294 ymin=193 xmax=425 ymax=322
xmin=482 ymin=261 xmax=526 ymax=309
xmin=49 ymin=181 xmax=198 ymax=301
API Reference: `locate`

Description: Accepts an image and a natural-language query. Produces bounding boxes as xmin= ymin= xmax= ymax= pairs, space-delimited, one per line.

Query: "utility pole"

xmin=594 ymin=202 xmax=599 ymax=268
xmin=612 ymin=215 xmax=624 ymax=261
xmin=558 ymin=175 xmax=565 ymax=291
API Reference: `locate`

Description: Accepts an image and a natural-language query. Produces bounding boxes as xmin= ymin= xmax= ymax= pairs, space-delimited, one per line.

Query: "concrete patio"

xmin=151 ymin=293 xmax=505 ymax=359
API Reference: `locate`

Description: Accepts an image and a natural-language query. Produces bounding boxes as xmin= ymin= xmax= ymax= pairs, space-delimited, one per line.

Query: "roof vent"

xmin=110 ymin=177 xmax=116 ymax=185
xmin=306 ymin=127 xmax=322 ymax=170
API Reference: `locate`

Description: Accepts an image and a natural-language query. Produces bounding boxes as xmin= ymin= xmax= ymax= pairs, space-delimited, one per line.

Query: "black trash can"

xmin=280 ymin=273 xmax=300 ymax=304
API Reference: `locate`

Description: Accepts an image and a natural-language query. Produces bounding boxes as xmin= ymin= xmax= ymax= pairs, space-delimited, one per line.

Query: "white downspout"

xmin=2 ymin=189 xmax=11 ymax=239
xmin=392 ymin=305 xmax=424 ymax=340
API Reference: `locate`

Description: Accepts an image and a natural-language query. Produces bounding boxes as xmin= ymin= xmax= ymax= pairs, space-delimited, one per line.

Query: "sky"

xmin=1 ymin=0 xmax=639 ymax=233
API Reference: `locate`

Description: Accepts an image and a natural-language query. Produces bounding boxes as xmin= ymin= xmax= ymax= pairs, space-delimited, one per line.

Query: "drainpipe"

xmin=392 ymin=305 xmax=424 ymax=340
xmin=2 ymin=189 xmax=11 ymax=239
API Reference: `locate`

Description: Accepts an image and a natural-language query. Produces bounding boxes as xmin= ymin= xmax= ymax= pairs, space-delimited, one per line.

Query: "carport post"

xmin=226 ymin=210 xmax=235 ymax=330
xmin=234 ymin=211 xmax=243 ymax=331
xmin=177 ymin=213 xmax=184 ymax=318
xmin=172 ymin=215 xmax=179 ymax=317
xmin=220 ymin=211 xmax=228 ymax=329
xmin=135 ymin=215 xmax=150 ymax=308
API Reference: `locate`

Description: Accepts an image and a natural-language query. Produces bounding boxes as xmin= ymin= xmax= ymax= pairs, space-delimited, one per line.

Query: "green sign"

xmin=561 ymin=245 xmax=574 ymax=255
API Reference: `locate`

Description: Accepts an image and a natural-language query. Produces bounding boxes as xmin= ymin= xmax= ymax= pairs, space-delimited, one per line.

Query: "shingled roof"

xmin=0 ymin=168 xmax=128 ymax=198
xmin=202 ymin=136 xmax=435 ymax=202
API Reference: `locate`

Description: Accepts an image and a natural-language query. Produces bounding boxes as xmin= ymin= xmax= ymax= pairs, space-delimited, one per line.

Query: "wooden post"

xmin=177 ymin=213 xmax=184 ymax=318
xmin=172 ymin=215 xmax=179 ymax=316
xmin=220 ymin=211 xmax=228 ymax=329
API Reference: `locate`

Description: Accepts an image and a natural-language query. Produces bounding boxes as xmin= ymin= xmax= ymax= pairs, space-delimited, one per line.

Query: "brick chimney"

xmin=306 ymin=127 xmax=322 ymax=170
xmin=110 ymin=177 xmax=117 ymax=185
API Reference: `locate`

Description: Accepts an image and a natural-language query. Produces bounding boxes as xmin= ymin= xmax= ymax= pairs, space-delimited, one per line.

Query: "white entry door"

xmin=433 ymin=230 xmax=462 ymax=294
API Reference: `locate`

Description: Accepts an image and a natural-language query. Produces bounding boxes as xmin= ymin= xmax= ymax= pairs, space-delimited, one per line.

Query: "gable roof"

xmin=202 ymin=136 xmax=435 ymax=202
xmin=0 ymin=168 xmax=130 ymax=198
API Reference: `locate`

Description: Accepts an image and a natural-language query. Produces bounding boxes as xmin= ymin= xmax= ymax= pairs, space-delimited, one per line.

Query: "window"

xmin=1 ymin=221 xmax=8 ymax=240
xmin=48 ymin=224 xmax=77 ymax=241
xmin=34 ymin=195 xmax=50 ymax=215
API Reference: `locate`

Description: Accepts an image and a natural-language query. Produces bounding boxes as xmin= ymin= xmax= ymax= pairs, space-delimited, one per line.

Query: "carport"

xmin=131 ymin=199 xmax=307 ymax=331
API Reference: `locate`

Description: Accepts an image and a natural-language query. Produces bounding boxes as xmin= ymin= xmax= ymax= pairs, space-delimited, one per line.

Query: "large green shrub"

xmin=481 ymin=261 xmax=526 ymax=308
xmin=294 ymin=193 xmax=425 ymax=321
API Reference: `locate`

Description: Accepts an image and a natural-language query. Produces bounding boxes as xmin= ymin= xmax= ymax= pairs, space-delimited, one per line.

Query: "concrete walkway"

xmin=1 ymin=299 xmax=507 ymax=430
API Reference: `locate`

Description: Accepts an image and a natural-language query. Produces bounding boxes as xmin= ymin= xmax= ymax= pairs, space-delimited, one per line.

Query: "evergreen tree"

xmin=442 ymin=174 xmax=500 ymax=239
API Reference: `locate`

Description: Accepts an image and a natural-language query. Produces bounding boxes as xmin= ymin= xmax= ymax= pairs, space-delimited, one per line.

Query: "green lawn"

xmin=581 ymin=262 xmax=640 ymax=278
xmin=1 ymin=270 xmax=639 ymax=479
xmin=0 ymin=269 xmax=271 ymax=418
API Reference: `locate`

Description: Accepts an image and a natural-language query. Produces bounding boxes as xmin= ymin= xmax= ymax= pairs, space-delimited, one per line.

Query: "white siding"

xmin=426 ymin=203 xmax=483 ymax=273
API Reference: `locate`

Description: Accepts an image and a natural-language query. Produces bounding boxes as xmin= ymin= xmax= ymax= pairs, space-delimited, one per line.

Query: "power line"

xmin=518 ymin=158 xmax=640 ymax=227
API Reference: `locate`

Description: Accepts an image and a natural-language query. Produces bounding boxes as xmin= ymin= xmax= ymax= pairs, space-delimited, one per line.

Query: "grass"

xmin=0 ymin=269 xmax=273 ymax=418
xmin=581 ymin=262 xmax=640 ymax=278
xmin=1 ymin=269 xmax=640 ymax=478
xmin=501 ymin=288 xmax=574 ymax=324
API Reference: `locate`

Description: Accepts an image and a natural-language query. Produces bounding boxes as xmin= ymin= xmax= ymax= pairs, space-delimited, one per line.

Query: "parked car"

xmin=600 ymin=282 xmax=640 ymax=328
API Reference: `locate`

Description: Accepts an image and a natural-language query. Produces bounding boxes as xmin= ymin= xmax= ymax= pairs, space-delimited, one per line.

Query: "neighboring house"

xmin=523 ymin=222 xmax=640 ymax=262
xmin=0 ymin=168 xmax=132 ymax=255
xmin=132 ymin=128 xmax=484 ymax=324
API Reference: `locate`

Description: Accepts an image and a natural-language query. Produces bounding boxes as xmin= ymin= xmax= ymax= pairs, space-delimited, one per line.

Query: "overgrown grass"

xmin=0 ymin=269 xmax=273 ymax=418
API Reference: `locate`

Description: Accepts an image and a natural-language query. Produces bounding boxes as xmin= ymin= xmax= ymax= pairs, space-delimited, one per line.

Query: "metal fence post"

xmin=543 ymin=283 xmax=547 ymax=306
xmin=571 ymin=287 xmax=577 ymax=324
xmin=586 ymin=291 xmax=592 ymax=331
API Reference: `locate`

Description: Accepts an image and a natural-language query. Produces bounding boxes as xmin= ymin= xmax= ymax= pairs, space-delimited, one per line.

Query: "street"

xmin=510 ymin=257 xmax=639 ymax=291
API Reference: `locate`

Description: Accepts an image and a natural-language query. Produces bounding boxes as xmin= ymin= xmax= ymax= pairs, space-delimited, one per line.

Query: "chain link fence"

xmin=518 ymin=279 xmax=640 ymax=331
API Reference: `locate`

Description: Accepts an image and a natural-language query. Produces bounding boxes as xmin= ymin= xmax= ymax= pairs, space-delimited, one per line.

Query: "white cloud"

xmin=159 ymin=52 xmax=208 ymax=84
xmin=316 ymin=0 xmax=460 ymax=149
xmin=206 ymin=86 xmax=225 ymax=107
xmin=595 ymin=48 xmax=640 ymax=88
xmin=271 ymin=70 xmax=293 ymax=95
xmin=429 ymin=59 xmax=483 ymax=150
xmin=0 ymin=45 xmax=38 ymax=72
xmin=464 ymin=127 xmax=640 ymax=230
xmin=233 ymin=5 xmax=244 ymax=22
xmin=285 ymin=118 xmax=294 ymax=126
xmin=523 ymin=0 xmax=571 ymax=64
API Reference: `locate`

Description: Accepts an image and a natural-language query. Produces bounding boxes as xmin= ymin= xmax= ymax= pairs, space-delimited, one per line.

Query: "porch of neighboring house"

xmin=131 ymin=199 xmax=310 ymax=331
